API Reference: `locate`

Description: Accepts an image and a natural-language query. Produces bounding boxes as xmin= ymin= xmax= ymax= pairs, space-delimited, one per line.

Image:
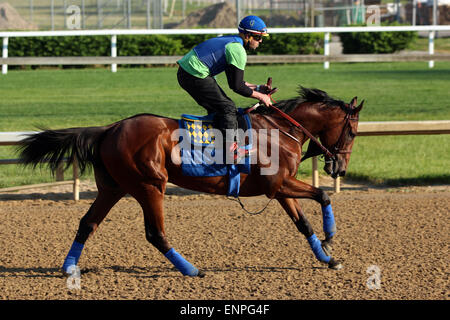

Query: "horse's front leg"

xmin=278 ymin=197 xmax=341 ymax=270
xmin=275 ymin=177 xmax=340 ymax=269
xmin=276 ymin=176 xmax=337 ymax=246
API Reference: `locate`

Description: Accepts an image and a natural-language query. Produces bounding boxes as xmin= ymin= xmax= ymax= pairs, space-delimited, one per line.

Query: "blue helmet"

xmin=238 ymin=15 xmax=269 ymax=36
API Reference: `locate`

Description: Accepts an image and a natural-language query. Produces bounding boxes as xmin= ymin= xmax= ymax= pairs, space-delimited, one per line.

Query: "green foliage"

xmin=339 ymin=23 xmax=418 ymax=54
xmin=171 ymin=34 xmax=216 ymax=52
xmin=8 ymin=33 xmax=323 ymax=58
xmin=9 ymin=36 xmax=111 ymax=57
xmin=256 ymin=33 xmax=323 ymax=55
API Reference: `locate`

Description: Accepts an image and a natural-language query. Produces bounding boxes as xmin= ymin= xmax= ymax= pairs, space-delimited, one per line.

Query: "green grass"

xmin=1 ymin=62 xmax=449 ymax=188
xmin=408 ymin=37 xmax=450 ymax=53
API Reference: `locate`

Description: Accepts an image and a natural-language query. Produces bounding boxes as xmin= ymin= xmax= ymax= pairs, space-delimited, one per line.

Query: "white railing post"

xmin=428 ymin=30 xmax=435 ymax=69
xmin=73 ymin=157 xmax=80 ymax=201
xmin=111 ymin=34 xmax=117 ymax=73
xmin=0 ymin=26 xmax=449 ymax=74
xmin=334 ymin=177 xmax=340 ymax=193
xmin=324 ymin=32 xmax=330 ymax=69
xmin=2 ymin=37 xmax=8 ymax=75
xmin=312 ymin=156 xmax=319 ymax=187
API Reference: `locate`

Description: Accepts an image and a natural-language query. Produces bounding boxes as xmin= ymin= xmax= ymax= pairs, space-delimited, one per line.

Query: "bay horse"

xmin=18 ymin=86 xmax=363 ymax=277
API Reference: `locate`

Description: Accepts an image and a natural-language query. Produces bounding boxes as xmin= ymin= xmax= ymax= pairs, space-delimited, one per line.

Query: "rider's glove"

xmin=256 ymin=85 xmax=272 ymax=94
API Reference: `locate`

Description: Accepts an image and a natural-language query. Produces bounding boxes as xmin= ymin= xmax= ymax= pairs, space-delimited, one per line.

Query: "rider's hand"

xmin=256 ymin=84 xmax=272 ymax=94
xmin=259 ymin=94 xmax=273 ymax=107
xmin=257 ymin=77 xmax=274 ymax=94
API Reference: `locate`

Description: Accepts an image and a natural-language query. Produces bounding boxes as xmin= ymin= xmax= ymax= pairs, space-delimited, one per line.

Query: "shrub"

xmin=7 ymin=33 xmax=323 ymax=69
xmin=256 ymin=33 xmax=323 ymax=55
xmin=9 ymin=36 xmax=110 ymax=57
xmin=9 ymin=33 xmax=323 ymax=57
xmin=339 ymin=22 xmax=418 ymax=54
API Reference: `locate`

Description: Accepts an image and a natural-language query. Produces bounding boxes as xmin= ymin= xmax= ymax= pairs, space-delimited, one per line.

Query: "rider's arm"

xmin=245 ymin=82 xmax=257 ymax=90
xmin=225 ymin=42 xmax=273 ymax=106
xmin=225 ymin=64 xmax=252 ymax=97
xmin=225 ymin=65 xmax=272 ymax=107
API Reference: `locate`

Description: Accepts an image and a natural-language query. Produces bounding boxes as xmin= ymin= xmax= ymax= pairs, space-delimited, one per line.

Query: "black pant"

xmin=177 ymin=66 xmax=238 ymax=134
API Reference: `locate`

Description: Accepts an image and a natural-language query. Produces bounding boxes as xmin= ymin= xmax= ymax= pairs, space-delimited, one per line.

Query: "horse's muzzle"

xmin=324 ymin=157 xmax=346 ymax=179
xmin=324 ymin=159 xmax=333 ymax=175
xmin=331 ymin=168 xmax=346 ymax=179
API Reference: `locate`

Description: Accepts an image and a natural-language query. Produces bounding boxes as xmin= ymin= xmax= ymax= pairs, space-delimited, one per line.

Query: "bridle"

xmin=312 ymin=109 xmax=357 ymax=178
xmin=261 ymin=103 xmax=359 ymax=161
xmin=328 ymin=111 xmax=359 ymax=158
xmin=244 ymin=80 xmax=359 ymax=161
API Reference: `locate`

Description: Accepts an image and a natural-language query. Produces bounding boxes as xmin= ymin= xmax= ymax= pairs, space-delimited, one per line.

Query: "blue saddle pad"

xmin=178 ymin=108 xmax=252 ymax=197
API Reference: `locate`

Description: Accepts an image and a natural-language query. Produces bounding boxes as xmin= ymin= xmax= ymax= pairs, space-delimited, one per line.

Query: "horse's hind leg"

xmin=129 ymin=183 xmax=203 ymax=277
xmin=62 ymin=169 xmax=125 ymax=275
xmin=278 ymin=198 xmax=342 ymax=270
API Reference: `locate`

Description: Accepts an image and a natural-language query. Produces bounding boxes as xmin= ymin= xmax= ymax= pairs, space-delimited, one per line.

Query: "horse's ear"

xmin=350 ymin=97 xmax=358 ymax=108
xmin=354 ymin=100 xmax=364 ymax=114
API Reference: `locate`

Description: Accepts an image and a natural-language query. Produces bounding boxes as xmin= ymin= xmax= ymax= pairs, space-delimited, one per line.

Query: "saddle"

xmin=178 ymin=108 xmax=252 ymax=197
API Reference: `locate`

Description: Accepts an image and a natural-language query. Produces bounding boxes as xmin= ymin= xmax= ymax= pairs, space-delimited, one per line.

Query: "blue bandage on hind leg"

xmin=307 ymin=234 xmax=331 ymax=263
xmin=165 ymin=248 xmax=199 ymax=276
xmin=62 ymin=241 xmax=84 ymax=273
xmin=322 ymin=204 xmax=336 ymax=238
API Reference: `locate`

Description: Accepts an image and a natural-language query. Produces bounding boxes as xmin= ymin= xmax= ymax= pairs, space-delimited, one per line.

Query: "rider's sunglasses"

xmin=251 ymin=34 xmax=263 ymax=41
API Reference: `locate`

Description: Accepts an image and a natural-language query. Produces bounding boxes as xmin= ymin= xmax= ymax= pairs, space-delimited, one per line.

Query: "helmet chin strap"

xmin=244 ymin=34 xmax=259 ymax=50
xmin=242 ymin=34 xmax=251 ymax=50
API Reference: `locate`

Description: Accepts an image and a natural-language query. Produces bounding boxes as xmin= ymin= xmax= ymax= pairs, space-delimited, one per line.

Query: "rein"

xmin=246 ymin=98 xmax=335 ymax=159
xmin=236 ymin=89 xmax=355 ymax=216
xmin=268 ymin=104 xmax=335 ymax=159
xmin=246 ymin=97 xmax=358 ymax=160
xmin=227 ymin=196 xmax=274 ymax=216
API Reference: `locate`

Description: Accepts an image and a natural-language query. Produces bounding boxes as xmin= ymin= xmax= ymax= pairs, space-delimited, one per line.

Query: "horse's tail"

xmin=17 ymin=126 xmax=109 ymax=175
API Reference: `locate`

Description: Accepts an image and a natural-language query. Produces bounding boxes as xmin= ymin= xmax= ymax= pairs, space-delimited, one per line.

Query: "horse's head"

xmin=253 ymin=86 xmax=363 ymax=179
xmin=320 ymin=97 xmax=364 ymax=178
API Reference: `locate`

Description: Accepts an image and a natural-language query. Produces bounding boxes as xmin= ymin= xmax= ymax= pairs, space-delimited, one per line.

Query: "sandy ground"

xmin=0 ymin=179 xmax=448 ymax=300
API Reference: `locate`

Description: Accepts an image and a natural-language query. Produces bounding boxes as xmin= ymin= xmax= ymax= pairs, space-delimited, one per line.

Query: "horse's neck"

xmin=290 ymin=103 xmax=328 ymax=136
xmin=251 ymin=103 xmax=334 ymax=136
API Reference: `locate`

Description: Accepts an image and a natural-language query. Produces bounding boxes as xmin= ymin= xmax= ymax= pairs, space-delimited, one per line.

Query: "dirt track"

xmin=0 ymin=180 xmax=448 ymax=300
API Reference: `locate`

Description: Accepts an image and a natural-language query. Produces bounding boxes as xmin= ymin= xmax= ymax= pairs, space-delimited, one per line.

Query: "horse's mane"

xmin=253 ymin=86 xmax=348 ymax=115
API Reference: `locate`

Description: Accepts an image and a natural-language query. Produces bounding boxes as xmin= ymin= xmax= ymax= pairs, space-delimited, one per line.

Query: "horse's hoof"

xmin=328 ymin=258 xmax=343 ymax=270
xmin=197 ymin=270 xmax=206 ymax=278
xmin=62 ymin=265 xmax=78 ymax=277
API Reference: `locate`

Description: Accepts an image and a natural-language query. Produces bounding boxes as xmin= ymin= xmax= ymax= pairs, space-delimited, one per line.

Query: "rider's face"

xmin=247 ymin=34 xmax=262 ymax=50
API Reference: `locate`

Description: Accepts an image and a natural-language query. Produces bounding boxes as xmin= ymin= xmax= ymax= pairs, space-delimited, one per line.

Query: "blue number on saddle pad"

xmin=178 ymin=109 xmax=252 ymax=197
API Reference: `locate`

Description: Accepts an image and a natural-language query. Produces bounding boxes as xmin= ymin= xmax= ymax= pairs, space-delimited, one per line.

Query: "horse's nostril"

xmin=340 ymin=171 xmax=346 ymax=177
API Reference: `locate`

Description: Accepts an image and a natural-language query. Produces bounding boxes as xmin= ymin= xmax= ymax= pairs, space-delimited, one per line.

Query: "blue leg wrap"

xmin=322 ymin=204 xmax=336 ymax=238
xmin=307 ymin=234 xmax=331 ymax=263
xmin=164 ymin=248 xmax=199 ymax=276
xmin=62 ymin=241 xmax=84 ymax=273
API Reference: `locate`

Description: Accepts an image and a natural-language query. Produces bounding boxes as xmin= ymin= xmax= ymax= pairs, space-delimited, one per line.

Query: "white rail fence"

xmin=2 ymin=25 xmax=450 ymax=75
xmin=0 ymin=131 xmax=80 ymax=200
xmin=322 ymin=120 xmax=450 ymax=192
xmin=1 ymin=120 xmax=449 ymax=199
